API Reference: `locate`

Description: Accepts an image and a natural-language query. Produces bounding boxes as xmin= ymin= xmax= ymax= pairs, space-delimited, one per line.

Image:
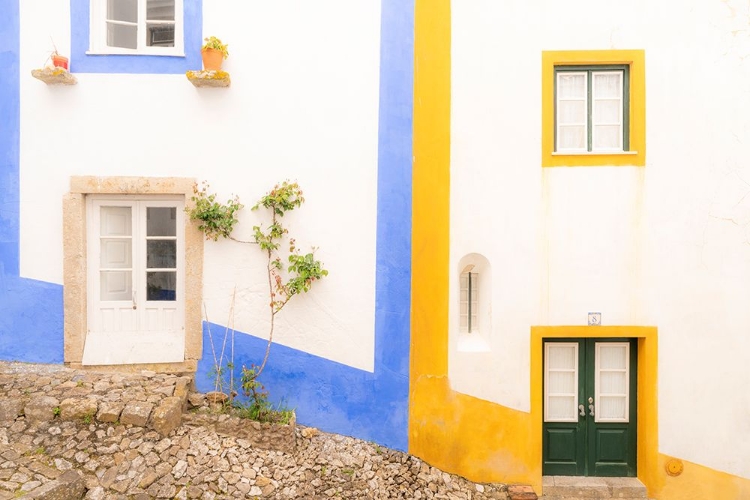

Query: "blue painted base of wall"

xmin=197 ymin=323 xmax=408 ymax=451
xmin=0 ymin=276 xmax=63 ymax=364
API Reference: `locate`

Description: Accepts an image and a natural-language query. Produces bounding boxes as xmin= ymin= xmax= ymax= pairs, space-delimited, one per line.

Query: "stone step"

xmin=542 ymin=476 xmax=648 ymax=499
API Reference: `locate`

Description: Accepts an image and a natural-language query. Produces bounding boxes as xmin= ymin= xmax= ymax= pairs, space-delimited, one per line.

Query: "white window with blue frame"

xmin=89 ymin=0 xmax=183 ymax=56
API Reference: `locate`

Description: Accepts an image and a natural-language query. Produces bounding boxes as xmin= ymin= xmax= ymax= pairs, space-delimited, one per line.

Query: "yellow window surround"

xmin=542 ymin=50 xmax=646 ymax=167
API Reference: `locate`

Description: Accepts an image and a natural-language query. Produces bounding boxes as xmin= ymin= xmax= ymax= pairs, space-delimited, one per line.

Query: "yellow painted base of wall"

xmin=410 ymin=375 xmax=542 ymax=492
xmin=651 ymin=455 xmax=750 ymax=500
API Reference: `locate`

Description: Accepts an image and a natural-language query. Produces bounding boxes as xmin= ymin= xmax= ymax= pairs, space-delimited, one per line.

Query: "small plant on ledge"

xmin=201 ymin=36 xmax=229 ymax=71
xmin=188 ymin=180 xmax=328 ymax=422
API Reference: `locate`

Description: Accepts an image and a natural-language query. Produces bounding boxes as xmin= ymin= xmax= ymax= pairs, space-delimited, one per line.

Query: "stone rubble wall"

xmin=0 ymin=362 xmax=510 ymax=499
xmin=0 ymin=363 xmax=191 ymax=437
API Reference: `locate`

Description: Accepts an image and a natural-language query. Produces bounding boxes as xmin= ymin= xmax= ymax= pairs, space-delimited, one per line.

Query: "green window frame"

xmin=554 ymin=65 xmax=630 ymax=153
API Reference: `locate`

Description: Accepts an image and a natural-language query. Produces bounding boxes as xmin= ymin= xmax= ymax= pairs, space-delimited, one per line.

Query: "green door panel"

xmin=543 ymin=425 xmax=584 ymax=475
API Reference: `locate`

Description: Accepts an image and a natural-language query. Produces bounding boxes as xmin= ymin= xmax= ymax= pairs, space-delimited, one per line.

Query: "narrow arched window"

xmin=459 ymin=269 xmax=478 ymax=333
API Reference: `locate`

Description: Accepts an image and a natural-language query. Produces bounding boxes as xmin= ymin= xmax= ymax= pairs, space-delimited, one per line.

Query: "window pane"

xmin=558 ymin=125 xmax=586 ymax=150
xmin=147 ymin=0 xmax=175 ymax=20
xmin=100 ymin=271 xmax=132 ymax=301
xmin=593 ymin=72 xmax=622 ymax=99
xmin=557 ymin=73 xmax=586 ymax=99
xmin=101 ymin=239 xmax=132 ymax=269
xmin=107 ymin=0 xmax=137 ymax=23
xmin=558 ymin=100 xmax=586 ymax=125
xmin=147 ymin=24 xmax=175 ymax=47
xmin=100 ymin=206 xmax=132 ymax=236
xmin=593 ymin=125 xmax=622 ymax=150
xmin=594 ymin=99 xmax=621 ymax=124
xmin=107 ymin=23 xmax=137 ymax=49
xmin=147 ymin=207 xmax=176 ymax=236
xmin=147 ymin=272 xmax=176 ymax=301
xmin=147 ymin=240 xmax=176 ymax=269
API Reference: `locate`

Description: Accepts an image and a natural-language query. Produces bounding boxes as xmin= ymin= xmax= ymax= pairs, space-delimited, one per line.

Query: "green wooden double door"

xmin=543 ymin=338 xmax=637 ymax=477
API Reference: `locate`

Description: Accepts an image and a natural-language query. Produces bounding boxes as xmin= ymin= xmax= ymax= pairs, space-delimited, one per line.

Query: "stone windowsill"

xmin=186 ymin=70 xmax=231 ymax=88
xmin=31 ymin=67 xmax=78 ymax=85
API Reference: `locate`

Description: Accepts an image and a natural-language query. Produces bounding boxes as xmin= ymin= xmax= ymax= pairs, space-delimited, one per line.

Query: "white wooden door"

xmin=83 ymin=197 xmax=185 ymax=365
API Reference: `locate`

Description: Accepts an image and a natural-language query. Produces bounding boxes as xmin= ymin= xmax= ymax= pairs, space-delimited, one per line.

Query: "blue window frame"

xmin=70 ymin=0 xmax=202 ymax=74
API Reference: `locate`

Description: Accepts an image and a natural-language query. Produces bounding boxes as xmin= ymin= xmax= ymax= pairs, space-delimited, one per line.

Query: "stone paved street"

xmin=0 ymin=362 xmax=509 ymax=499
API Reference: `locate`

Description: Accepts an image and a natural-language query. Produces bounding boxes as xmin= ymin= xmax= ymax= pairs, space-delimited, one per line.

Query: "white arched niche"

xmin=453 ymin=253 xmax=491 ymax=352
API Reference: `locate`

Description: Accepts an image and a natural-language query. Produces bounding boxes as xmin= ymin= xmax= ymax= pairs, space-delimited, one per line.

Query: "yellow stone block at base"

xmin=186 ymin=70 xmax=231 ymax=88
xmin=31 ymin=67 xmax=77 ymax=85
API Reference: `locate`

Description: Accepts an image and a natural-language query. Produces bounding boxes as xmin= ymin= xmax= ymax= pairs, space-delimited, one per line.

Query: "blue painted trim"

xmin=197 ymin=0 xmax=415 ymax=450
xmin=0 ymin=0 xmax=20 ymax=276
xmin=70 ymin=0 xmax=202 ymax=74
xmin=0 ymin=1 xmax=64 ymax=364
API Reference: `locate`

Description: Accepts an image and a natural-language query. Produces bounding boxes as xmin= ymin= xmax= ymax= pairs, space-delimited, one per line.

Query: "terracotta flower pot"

xmin=52 ymin=55 xmax=69 ymax=70
xmin=201 ymin=48 xmax=224 ymax=71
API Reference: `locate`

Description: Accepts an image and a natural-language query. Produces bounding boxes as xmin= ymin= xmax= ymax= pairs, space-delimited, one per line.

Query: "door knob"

xmin=579 ymin=404 xmax=585 ymax=417
xmin=589 ymin=404 xmax=595 ymax=417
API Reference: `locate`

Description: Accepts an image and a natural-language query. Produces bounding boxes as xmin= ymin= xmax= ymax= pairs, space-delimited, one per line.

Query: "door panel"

xmin=84 ymin=197 xmax=185 ymax=365
xmin=543 ymin=338 xmax=637 ymax=477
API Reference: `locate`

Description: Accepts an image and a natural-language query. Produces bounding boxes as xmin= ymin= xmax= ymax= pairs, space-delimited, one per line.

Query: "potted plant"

xmin=201 ymin=36 xmax=228 ymax=71
xmin=48 ymin=38 xmax=68 ymax=70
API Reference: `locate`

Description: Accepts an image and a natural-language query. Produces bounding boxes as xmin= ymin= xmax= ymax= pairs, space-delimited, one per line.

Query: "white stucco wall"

xmin=451 ymin=0 xmax=750 ymax=479
xmin=19 ymin=0 xmax=381 ymax=371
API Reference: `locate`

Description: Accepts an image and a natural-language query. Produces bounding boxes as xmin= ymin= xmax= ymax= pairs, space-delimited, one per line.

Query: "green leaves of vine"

xmin=187 ymin=179 xmax=328 ymax=379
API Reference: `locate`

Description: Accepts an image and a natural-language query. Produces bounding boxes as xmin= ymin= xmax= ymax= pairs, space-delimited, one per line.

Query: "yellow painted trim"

xmin=541 ymin=50 xmax=646 ymax=167
xmin=532 ymin=326 xmax=658 ymax=496
xmin=411 ymin=0 xmax=451 ymax=381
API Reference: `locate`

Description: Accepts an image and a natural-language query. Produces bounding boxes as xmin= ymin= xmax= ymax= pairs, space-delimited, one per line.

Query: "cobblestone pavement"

xmin=0 ymin=362 xmax=509 ymax=499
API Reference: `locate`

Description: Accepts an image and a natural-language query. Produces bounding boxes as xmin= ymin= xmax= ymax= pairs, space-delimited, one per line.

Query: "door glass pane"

xmin=147 ymin=240 xmax=176 ymax=269
xmin=100 ymin=207 xmax=132 ymax=236
xmin=545 ymin=343 xmax=578 ymax=422
xmin=107 ymin=23 xmax=137 ymax=49
xmin=100 ymin=271 xmax=132 ymax=301
xmin=548 ymin=371 xmax=575 ymax=394
xmin=147 ymin=207 xmax=176 ymax=236
xmin=599 ymin=345 xmax=627 ymax=369
xmin=101 ymin=239 xmax=132 ymax=269
xmin=147 ymin=272 xmax=176 ymax=301
xmin=596 ymin=343 xmax=629 ymax=422
xmin=599 ymin=396 xmax=627 ymax=420
xmin=548 ymin=345 xmax=576 ymax=370
xmin=600 ymin=371 xmax=626 ymax=394
xmin=547 ymin=396 xmax=576 ymax=421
